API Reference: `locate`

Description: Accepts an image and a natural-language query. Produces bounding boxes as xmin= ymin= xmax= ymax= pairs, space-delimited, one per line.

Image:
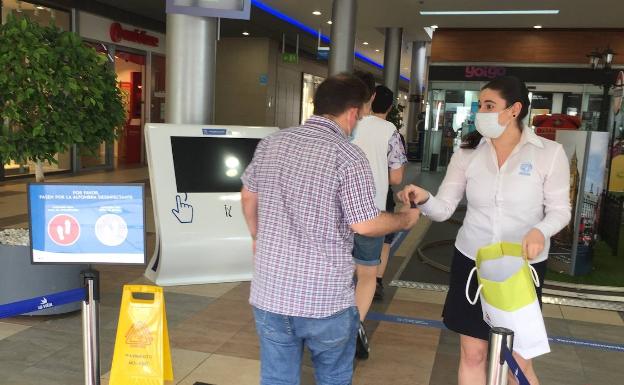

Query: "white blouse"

xmin=420 ymin=128 xmax=571 ymax=263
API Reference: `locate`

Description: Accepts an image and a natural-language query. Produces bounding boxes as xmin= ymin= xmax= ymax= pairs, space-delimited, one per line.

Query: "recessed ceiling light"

xmin=327 ymin=20 xmax=332 ymax=25
xmin=534 ymin=25 xmax=543 ymax=29
xmin=242 ymin=32 xmax=249 ymax=36
xmin=312 ymin=11 xmax=322 ymax=16
xmin=363 ymin=41 xmax=369 ymax=45
xmin=420 ymin=10 xmax=559 ymax=15
xmin=431 ymin=25 xmax=438 ymax=29
xmin=375 ymin=49 xmax=380 ymax=52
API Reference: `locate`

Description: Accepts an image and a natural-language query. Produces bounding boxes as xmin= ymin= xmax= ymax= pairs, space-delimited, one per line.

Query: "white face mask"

xmin=475 ymin=109 xmax=511 ymax=139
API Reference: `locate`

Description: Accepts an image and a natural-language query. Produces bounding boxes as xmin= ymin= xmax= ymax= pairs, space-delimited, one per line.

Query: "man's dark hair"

xmin=371 ymin=85 xmax=394 ymax=113
xmin=313 ymin=74 xmax=370 ymax=116
xmin=353 ymin=70 xmax=376 ymax=96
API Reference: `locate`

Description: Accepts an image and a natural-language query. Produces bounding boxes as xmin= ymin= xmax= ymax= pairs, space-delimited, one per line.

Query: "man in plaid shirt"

xmin=241 ymin=74 xmax=420 ymax=385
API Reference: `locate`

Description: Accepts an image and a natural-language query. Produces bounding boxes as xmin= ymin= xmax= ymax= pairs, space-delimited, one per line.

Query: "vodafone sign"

xmin=109 ymin=22 xmax=159 ymax=47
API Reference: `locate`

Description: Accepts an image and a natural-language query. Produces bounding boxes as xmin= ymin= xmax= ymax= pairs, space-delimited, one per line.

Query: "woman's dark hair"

xmin=461 ymin=76 xmax=531 ymax=149
xmin=313 ymin=73 xmax=370 ymax=117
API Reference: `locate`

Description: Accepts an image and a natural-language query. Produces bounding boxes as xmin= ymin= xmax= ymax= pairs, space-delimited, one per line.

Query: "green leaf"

xmin=0 ymin=14 xmax=125 ymax=173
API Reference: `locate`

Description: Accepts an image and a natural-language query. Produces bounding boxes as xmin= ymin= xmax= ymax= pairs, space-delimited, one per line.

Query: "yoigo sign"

xmin=465 ymin=65 xmax=507 ymax=79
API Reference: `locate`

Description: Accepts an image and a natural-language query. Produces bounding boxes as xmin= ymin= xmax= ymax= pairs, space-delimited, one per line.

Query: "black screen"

xmin=170 ymin=136 xmax=260 ymax=193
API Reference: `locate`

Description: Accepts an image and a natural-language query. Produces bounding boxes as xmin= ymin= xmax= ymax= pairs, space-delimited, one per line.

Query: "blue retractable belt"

xmin=501 ymin=346 xmax=531 ymax=385
xmin=0 ymin=287 xmax=86 ymax=319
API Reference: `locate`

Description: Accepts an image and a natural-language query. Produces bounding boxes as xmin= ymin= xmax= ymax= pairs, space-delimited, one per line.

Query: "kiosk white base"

xmin=144 ymin=123 xmax=277 ymax=286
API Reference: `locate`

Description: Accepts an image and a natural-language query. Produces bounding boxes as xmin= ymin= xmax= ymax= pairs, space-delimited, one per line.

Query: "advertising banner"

xmin=28 ymin=184 xmax=145 ymax=264
xmin=552 ymin=131 xmax=609 ymax=275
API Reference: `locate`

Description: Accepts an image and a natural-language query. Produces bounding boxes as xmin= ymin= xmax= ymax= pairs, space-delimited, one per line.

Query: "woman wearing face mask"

xmin=398 ymin=76 xmax=571 ymax=385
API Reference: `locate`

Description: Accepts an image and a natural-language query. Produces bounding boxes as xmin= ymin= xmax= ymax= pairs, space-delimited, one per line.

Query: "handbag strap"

xmin=529 ymin=264 xmax=541 ymax=287
xmin=465 ymin=266 xmax=483 ymax=305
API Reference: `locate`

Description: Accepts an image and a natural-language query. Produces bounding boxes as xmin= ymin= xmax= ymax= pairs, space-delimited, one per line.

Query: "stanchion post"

xmin=81 ymin=269 xmax=101 ymax=385
xmin=487 ymin=327 xmax=514 ymax=385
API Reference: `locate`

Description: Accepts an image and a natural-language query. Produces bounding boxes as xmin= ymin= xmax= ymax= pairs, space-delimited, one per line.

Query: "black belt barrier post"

xmin=81 ymin=269 xmax=101 ymax=385
xmin=487 ymin=327 xmax=514 ymax=385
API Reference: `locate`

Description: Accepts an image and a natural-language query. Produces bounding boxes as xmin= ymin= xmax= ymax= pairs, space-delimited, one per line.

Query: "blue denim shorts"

xmin=352 ymin=233 xmax=383 ymax=266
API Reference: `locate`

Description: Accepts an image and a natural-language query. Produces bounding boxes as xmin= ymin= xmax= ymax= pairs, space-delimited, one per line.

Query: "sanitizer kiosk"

xmin=144 ymin=124 xmax=278 ymax=286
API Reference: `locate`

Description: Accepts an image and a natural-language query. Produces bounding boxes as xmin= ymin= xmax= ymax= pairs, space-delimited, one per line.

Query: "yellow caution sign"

xmin=109 ymin=285 xmax=173 ymax=385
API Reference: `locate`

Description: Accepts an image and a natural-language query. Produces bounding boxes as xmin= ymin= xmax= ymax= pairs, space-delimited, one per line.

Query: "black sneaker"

xmin=355 ymin=321 xmax=369 ymax=360
xmin=374 ymin=281 xmax=384 ymax=300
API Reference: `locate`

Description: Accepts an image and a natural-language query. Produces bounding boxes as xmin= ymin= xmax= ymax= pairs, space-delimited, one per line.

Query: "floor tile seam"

xmin=3 ymin=339 xmax=74 ymax=374
xmin=174 ymin=352 xmax=215 ymax=385
xmin=162 ymin=290 xmax=220 ymax=303
xmin=358 ymin=284 xmax=443 ymax=370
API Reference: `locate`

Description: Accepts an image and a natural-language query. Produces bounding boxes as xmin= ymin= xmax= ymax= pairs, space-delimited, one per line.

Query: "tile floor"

xmin=0 ymin=166 xmax=623 ymax=385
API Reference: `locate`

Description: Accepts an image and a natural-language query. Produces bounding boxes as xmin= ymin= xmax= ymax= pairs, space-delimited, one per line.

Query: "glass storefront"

xmin=1 ymin=1 xmax=72 ymax=179
xmin=301 ymin=73 xmax=324 ymax=124
xmin=151 ymin=54 xmax=167 ymax=124
xmin=422 ymin=81 xmax=605 ymax=170
xmin=78 ymin=45 xmax=148 ymax=169
xmin=79 ymin=41 xmax=115 ymax=170
xmin=1 ymin=0 xmax=69 ymax=29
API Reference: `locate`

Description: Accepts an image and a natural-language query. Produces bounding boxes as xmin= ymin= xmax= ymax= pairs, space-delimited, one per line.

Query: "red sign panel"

xmin=48 ymin=214 xmax=81 ymax=246
xmin=110 ymin=22 xmax=159 ymax=47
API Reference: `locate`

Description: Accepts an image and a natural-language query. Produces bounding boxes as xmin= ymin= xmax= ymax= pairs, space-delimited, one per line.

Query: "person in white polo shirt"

xmin=351 ymin=84 xmax=407 ymax=359
xmin=398 ymin=76 xmax=571 ymax=385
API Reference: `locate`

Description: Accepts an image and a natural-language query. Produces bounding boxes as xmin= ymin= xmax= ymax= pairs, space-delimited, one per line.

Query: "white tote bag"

xmin=465 ymin=242 xmax=550 ymax=359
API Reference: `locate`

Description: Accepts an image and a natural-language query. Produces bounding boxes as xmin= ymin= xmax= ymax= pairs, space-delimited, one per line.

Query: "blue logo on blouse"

xmin=519 ymin=162 xmax=533 ymax=176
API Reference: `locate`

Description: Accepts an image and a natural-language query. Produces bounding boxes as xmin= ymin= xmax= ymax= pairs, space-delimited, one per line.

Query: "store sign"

xmin=110 ymin=22 xmax=159 ymax=47
xmin=465 ymin=65 xmax=507 ymax=79
xmin=317 ymin=47 xmax=330 ymax=61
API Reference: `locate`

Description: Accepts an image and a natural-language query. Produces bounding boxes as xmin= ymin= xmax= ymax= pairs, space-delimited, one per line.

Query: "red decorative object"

xmin=533 ymin=114 xmax=581 ymax=140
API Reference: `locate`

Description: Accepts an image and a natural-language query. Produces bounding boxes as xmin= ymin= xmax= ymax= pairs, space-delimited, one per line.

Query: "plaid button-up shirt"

xmin=241 ymin=115 xmax=380 ymax=318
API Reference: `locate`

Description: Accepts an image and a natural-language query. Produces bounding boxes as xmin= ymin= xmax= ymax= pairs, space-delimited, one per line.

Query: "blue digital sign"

xmin=28 ymin=184 xmax=145 ymax=264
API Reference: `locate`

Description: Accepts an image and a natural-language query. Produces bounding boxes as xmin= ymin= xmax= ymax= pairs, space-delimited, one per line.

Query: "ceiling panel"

xmin=93 ymin=0 xmax=624 ymax=80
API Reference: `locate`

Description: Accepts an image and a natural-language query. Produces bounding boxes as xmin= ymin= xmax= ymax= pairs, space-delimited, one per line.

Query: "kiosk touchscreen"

xmin=28 ymin=183 xmax=146 ymax=264
xmin=145 ymin=124 xmax=278 ymax=286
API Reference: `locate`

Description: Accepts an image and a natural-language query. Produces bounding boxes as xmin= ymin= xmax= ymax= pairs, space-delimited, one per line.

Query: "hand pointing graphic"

xmin=172 ymin=193 xmax=193 ymax=223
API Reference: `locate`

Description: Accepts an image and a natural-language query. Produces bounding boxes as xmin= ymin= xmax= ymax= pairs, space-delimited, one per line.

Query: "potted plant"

xmin=0 ymin=14 xmax=125 ymax=314
xmin=387 ymin=103 xmax=405 ymax=132
xmin=0 ymin=14 xmax=125 ymax=181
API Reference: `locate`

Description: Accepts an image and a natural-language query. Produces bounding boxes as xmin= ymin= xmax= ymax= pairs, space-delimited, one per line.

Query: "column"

xmin=407 ymin=41 xmax=429 ymax=157
xmin=383 ymin=27 xmax=403 ymax=97
xmin=328 ymin=0 xmax=357 ymax=75
xmin=166 ymin=13 xmax=217 ymax=124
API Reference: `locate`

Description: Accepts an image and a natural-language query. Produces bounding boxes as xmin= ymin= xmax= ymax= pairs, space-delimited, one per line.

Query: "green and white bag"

xmin=465 ymin=242 xmax=550 ymax=359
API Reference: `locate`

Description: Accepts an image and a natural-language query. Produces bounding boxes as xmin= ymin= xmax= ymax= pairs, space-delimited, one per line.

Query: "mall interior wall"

xmin=431 ymin=29 xmax=624 ymax=64
xmin=214 ymin=37 xmax=275 ymax=126
xmin=215 ymin=36 xmax=333 ymax=129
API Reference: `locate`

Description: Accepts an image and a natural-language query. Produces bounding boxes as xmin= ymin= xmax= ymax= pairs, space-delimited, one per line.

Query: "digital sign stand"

xmin=27 ymin=182 xmax=146 ymax=385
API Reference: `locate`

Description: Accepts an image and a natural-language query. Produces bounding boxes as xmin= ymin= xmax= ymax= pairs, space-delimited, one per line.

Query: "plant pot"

xmin=0 ymin=244 xmax=88 ymax=315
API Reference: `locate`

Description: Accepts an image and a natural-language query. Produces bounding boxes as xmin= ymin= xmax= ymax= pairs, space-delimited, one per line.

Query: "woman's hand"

xmin=397 ymin=184 xmax=430 ymax=207
xmin=522 ymin=228 xmax=545 ymax=260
